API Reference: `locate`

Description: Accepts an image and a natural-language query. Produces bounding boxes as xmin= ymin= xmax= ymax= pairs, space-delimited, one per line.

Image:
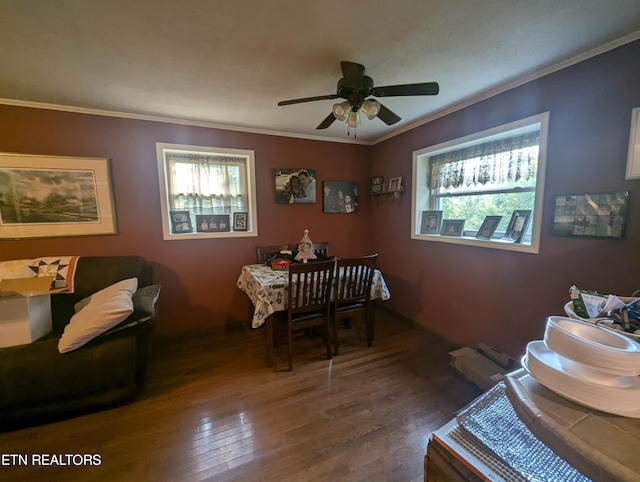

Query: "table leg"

xmin=265 ymin=316 xmax=274 ymax=367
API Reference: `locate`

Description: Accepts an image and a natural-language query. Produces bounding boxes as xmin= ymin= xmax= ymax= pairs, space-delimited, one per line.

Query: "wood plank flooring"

xmin=0 ymin=306 xmax=482 ymax=482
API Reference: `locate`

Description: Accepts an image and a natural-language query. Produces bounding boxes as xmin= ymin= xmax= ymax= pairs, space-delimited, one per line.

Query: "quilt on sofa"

xmin=0 ymin=256 xmax=80 ymax=291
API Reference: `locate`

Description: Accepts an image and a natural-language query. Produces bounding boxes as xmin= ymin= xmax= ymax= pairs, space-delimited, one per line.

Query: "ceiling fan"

xmin=277 ymin=61 xmax=439 ymax=135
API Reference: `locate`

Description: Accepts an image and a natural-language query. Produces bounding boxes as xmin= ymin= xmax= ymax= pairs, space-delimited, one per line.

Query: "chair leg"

xmin=365 ymin=309 xmax=374 ymax=347
xmin=287 ymin=324 xmax=293 ymax=371
xmin=324 ymin=322 xmax=333 ymax=360
xmin=332 ymin=314 xmax=339 ymax=355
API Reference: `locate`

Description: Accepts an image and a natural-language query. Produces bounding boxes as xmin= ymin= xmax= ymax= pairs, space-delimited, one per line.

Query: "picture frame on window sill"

xmin=502 ymin=210 xmax=532 ymax=243
xmin=440 ymin=219 xmax=465 ymax=237
xmin=233 ymin=212 xmax=248 ymax=231
xmin=420 ymin=210 xmax=442 ymax=234
xmin=387 ymin=176 xmax=403 ymax=192
xmin=196 ymin=214 xmax=230 ymax=233
xmin=170 ymin=211 xmax=193 ymax=234
xmin=0 ymin=152 xmax=117 ymax=239
xmin=476 ymin=215 xmax=503 ymax=240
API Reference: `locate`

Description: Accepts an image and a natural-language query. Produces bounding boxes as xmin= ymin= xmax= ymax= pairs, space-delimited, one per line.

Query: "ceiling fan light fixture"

xmin=360 ymin=99 xmax=380 ymax=120
xmin=332 ymin=100 xmax=351 ymax=121
xmin=347 ymin=110 xmax=361 ymax=128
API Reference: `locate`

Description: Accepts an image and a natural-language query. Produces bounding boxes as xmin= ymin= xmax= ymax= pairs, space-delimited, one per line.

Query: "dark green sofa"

xmin=0 ymin=256 xmax=160 ymax=429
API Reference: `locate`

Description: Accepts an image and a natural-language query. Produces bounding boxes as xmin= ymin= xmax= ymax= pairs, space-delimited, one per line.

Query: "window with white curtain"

xmin=156 ymin=143 xmax=258 ymax=240
xmin=411 ymin=112 xmax=549 ymax=253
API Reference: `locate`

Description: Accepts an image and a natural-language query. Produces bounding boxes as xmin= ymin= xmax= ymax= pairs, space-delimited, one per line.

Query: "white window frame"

xmin=156 ymin=142 xmax=258 ymax=240
xmin=411 ymin=112 xmax=549 ymax=253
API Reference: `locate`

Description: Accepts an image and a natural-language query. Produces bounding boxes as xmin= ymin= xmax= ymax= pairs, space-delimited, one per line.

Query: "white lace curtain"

xmin=428 ymin=132 xmax=539 ymax=190
xmin=167 ymin=153 xmax=246 ymax=214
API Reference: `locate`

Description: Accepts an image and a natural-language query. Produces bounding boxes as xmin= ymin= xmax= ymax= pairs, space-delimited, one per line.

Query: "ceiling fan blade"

xmin=317 ymin=113 xmax=337 ymax=129
xmin=278 ymin=94 xmax=339 ymax=106
xmin=376 ymin=103 xmax=402 ymax=125
xmin=372 ymin=82 xmax=439 ymax=97
xmin=340 ymin=61 xmax=366 ymax=80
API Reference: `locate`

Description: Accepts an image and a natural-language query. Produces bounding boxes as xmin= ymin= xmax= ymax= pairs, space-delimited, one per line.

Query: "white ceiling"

xmin=1 ymin=1 xmax=640 ymax=144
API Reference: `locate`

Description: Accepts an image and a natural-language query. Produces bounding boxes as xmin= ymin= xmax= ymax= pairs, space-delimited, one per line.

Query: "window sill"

xmin=411 ymin=232 xmax=539 ymax=254
xmin=162 ymin=230 xmax=258 ymax=241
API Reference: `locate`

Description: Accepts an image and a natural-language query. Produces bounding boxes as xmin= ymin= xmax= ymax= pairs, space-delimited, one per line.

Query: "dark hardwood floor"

xmin=0 ymin=306 xmax=482 ymax=482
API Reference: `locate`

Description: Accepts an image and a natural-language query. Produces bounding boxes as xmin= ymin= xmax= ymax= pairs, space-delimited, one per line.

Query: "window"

xmin=156 ymin=143 xmax=258 ymax=240
xmin=411 ymin=112 xmax=549 ymax=253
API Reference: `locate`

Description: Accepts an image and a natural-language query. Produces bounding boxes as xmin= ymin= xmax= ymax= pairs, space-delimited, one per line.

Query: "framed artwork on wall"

xmin=440 ymin=219 xmax=465 ymax=236
xmin=387 ymin=176 xmax=403 ymax=192
xmin=0 ymin=152 xmax=117 ymax=239
xmin=420 ymin=210 xmax=442 ymax=234
xmin=552 ymin=191 xmax=629 ymax=239
xmin=626 ymin=106 xmax=640 ymax=180
xmin=323 ymin=181 xmax=358 ymax=213
xmin=275 ymin=168 xmax=317 ymax=204
xmin=371 ymin=176 xmax=384 ymax=193
xmin=476 ymin=215 xmax=502 ymax=240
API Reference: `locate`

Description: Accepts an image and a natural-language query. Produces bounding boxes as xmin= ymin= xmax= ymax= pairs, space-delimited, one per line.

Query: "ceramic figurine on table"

xmin=294 ymin=229 xmax=317 ymax=263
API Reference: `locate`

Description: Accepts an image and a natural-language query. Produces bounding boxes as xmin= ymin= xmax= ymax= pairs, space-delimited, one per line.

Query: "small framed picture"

xmin=170 ymin=211 xmax=193 ymax=234
xmin=196 ymin=214 xmax=230 ymax=232
xmin=371 ymin=176 xmax=384 ymax=193
xmin=387 ymin=176 xmax=403 ymax=192
xmin=441 ymin=219 xmax=465 ymax=236
xmin=420 ymin=210 xmax=442 ymax=234
xmin=502 ymin=210 xmax=532 ymax=243
xmin=233 ymin=212 xmax=248 ymax=231
xmin=476 ymin=215 xmax=503 ymax=240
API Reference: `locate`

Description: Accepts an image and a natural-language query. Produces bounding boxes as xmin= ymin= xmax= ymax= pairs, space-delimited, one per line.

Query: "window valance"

xmin=428 ymin=132 xmax=539 ymax=189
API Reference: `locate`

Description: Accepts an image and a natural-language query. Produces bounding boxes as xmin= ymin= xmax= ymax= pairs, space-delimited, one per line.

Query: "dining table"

xmin=236 ymin=262 xmax=391 ymax=366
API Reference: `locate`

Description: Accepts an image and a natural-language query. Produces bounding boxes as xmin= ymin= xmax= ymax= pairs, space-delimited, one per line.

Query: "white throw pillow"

xmin=58 ymin=278 xmax=138 ymax=353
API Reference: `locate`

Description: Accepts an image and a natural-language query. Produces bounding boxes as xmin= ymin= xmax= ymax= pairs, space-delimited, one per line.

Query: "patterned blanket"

xmin=0 ymin=256 xmax=80 ymax=292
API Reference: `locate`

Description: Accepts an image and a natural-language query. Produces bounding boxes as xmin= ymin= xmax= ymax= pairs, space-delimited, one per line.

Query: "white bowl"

xmin=544 ymin=316 xmax=640 ymax=376
xmin=522 ymin=341 xmax=640 ymax=417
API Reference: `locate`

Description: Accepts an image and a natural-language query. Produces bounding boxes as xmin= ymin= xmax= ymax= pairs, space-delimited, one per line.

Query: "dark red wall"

xmin=1 ymin=41 xmax=639 ymax=358
xmin=0 ymin=107 xmax=372 ymax=333
xmin=371 ymin=41 xmax=640 ymax=357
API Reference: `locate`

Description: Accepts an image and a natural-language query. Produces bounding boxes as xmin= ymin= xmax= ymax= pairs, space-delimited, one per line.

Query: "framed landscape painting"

xmin=0 ymin=153 xmax=117 ymax=239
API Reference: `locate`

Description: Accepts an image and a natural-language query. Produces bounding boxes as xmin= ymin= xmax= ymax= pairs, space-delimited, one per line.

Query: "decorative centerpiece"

xmin=294 ymin=229 xmax=317 ymax=264
xmin=270 ymin=258 xmax=291 ymax=270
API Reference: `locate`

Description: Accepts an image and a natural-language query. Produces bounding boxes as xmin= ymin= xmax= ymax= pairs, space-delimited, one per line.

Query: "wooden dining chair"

xmin=256 ymin=244 xmax=291 ymax=263
xmin=332 ymin=254 xmax=378 ymax=355
xmin=311 ymin=241 xmax=330 ymax=257
xmin=283 ymin=259 xmax=336 ymax=370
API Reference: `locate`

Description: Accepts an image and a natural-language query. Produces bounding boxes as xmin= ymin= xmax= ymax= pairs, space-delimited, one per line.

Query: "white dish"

xmin=544 ymin=316 xmax=640 ymax=377
xmin=522 ymin=341 xmax=640 ymax=418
